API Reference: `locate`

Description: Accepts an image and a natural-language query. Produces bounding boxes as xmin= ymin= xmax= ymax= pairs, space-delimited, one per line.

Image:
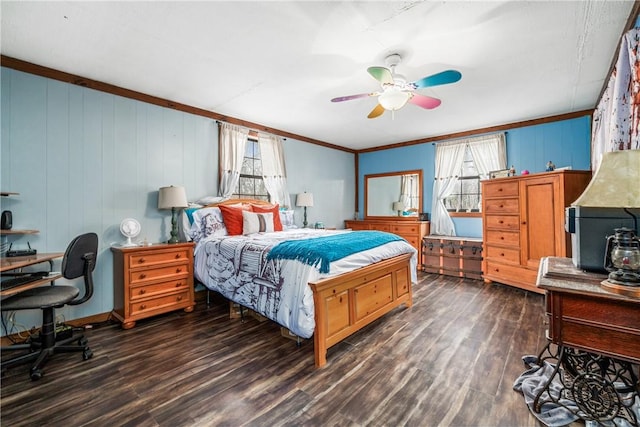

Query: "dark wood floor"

xmin=1 ymin=273 xmax=550 ymax=426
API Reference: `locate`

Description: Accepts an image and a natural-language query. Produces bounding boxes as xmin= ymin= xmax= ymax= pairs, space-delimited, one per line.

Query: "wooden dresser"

xmin=481 ymin=170 xmax=591 ymax=293
xmin=344 ymin=219 xmax=429 ymax=267
xmin=422 ymin=236 xmax=483 ymax=280
xmin=111 ymin=242 xmax=195 ymax=329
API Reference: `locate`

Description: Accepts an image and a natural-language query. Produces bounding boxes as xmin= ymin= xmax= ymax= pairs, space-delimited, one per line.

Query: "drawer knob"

xmin=494 ymin=268 xmax=499 ymax=272
xmin=175 ymin=254 xmax=181 ymax=259
xmin=499 ymin=204 xmax=504 ymax=208
xmin=140 ymin=304 xmax=147 ymax=310
xmin=177 ymin=295 xmax=183 ymax=301
xmin=500 ymin=237 xmax=504 ymax=240
xmin=176 ymin=282 xmax=182 ymax=287
xmin=498 ymin=188 xmax=503 ymax=192
xmin=139 ymin=289 xmax=146 ymax=295
xmin=500 ymin=253 xmax=505 ymax=257
xmin=499 ymin=220 xmax=504 ymax=224
xmin=138 ymin=258 xmax=145 ymax=264
xmin=176 ymin=268 xmax=182 ymax=273
xmin=139 ymin=273 xmax=147 ymax=279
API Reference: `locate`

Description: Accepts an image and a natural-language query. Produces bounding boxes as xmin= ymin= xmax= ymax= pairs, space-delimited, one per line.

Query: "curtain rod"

xmin=431 ymin=131 xmax=507 ymax=145
xmin=215 ymin=120 xmax=286 ymax=140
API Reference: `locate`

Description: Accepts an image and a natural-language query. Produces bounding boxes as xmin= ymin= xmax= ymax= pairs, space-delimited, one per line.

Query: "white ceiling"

xmin=1 ymin=1 xmax=636 ymax=151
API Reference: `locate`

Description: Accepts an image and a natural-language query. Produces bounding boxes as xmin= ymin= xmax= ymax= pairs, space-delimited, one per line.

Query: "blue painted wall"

xmin=359 ymin=115 xmax=591 ymax=237
xmin=0 ymin=67 xmax=354 ymax=333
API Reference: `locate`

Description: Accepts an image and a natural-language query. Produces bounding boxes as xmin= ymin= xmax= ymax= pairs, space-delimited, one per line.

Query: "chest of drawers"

xmin=111 ymin=242 xmax=195 ymax=329
xmin=481 ymin=170 xmax=590 ymax=293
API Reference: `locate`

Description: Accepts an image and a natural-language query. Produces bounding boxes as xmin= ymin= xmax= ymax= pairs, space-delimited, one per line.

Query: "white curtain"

xmin=258 ymin=134 xmax=292 ymax=208
xmin=431 ymin=143 xmax=467 ymax=236
xmin=431 ymin=133 xmax=505 ymax=236
xmin=468 ymin=133 xmax=507 ymax=179
xmin=591 ymin=27 xmax=640 ymax=170
xmin=400 ymin=174 xmax=419 ymax=212
xmin=218 ymin=123 xmax=249 ymax=199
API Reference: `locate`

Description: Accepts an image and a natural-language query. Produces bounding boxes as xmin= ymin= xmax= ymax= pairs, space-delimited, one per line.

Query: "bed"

xmin=186 ymin=199 xmax=417 ymax=367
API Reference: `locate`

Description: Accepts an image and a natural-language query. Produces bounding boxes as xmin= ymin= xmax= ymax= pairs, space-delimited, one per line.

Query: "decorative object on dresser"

xmin=392 ymin=201 xmax=404 ymax=217
xmin=296 ymin=192 xmax=313 ymax=228
xmin=481 ymin=169 xmax=591 ymax=294
xmin=422 ymin=236 xmax=483 ymax=279
xmin=111 ymin=242 xmax=195 ymax=329
xmin=344 ymin=219 xmax=429 ymax=269
xmin=158 ymin=185 xmax=188 ymax=244
xmin=119 ymin=218 xmax=141 ymax=247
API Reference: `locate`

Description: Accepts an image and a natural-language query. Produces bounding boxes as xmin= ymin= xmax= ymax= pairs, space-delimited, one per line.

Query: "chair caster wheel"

xmin=79 ymin=337 xmax=88 ymax=346
xmin=30 ymin=369 xmax=43 ymax=381
xmin=83 ymin=349 xmax=93 ymax=360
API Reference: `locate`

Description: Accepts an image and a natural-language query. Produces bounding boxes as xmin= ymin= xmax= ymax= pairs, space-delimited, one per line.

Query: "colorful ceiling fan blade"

xmin=367 ymin=104 xmax=385 ymax=119
xmin=409 ymin=93 xmax=442 ymax=109
xmin=410 ymin=70 xmax=462 ymax=89
xmin=331 ymin=92 xmax=377 ymax=102
xmin=367 ymin=66 xmax=394 ymax=85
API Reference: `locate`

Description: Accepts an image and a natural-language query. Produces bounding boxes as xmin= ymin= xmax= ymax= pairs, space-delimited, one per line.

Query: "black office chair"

xmin=1 ymin=232 xmax=98 ymax=380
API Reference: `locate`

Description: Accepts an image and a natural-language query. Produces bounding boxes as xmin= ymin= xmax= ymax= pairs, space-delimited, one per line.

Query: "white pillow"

xmin=189 ymin=207 xmax=228 ymax=242
xmin=279 ymin=209 xmax=297 ymax=230
xmin=242 ymin=211 xmax=274 ymax=235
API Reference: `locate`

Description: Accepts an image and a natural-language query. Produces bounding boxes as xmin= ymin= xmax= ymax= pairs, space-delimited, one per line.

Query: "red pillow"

xmin=252 ymin=204 xmax=282 ymax=231
xmin=219 ymin=205 xmax=247 ymax=235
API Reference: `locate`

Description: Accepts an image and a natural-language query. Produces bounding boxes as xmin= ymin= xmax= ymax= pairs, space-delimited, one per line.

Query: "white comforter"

xmin=194 ymin=229 xmax=417 ymax=338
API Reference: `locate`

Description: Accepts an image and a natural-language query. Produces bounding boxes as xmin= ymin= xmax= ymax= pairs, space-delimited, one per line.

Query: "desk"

xmin=1 ymin=253 xmax=63 ymax=297
xmin=534 ymin=257 xmax=639 ymax=424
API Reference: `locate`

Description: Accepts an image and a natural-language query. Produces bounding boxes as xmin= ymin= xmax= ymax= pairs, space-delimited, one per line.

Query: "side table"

xmin=534 ymin=257 xmax=640 ymax=424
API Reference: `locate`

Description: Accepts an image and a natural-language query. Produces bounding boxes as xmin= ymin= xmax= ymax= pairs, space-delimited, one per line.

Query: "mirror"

xmin=365 ymin=169 xmax=423 ymax=219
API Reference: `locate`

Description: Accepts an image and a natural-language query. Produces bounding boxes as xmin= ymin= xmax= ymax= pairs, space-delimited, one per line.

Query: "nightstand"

xmin=111 ymin=242 xmax=195 ymax=329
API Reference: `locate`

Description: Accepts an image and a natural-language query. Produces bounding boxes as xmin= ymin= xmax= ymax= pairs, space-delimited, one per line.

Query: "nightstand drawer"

xmin=129 ymin=290 xmax=191 ymax=317
xmin=129 ymin=279 xmax=189 ymax=301
xmin=129 ymin=264 xmax=189 ymax=285
xmin=128 ymin=248 xmax=191 ymax=269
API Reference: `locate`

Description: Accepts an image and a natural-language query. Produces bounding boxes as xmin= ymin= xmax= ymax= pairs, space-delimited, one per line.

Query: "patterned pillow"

xmin=279 ymin=209 xmax=297 ymax=229
xmin=189 ymin=207 xmax=228 ymax=242
xmin=251 ymin=204 xmax=283 ymax=231
xmin=242 ymin=211 xmax=274 ymax=235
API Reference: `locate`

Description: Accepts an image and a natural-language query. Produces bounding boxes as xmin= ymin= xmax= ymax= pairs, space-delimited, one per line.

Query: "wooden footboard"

xmin=309 ymin=252 xmax=413 ymax=367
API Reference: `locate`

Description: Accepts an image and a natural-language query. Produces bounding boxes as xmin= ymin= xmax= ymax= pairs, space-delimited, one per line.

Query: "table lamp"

xmin=393 ymin=201 xmax=405 ymax=217
xmin=572 ymin=149 xmax=640 ymax=297
xmin=296 ymin=192 xmax=314 ymax=228
xmin=158 ymin=185 xmax=188 ymax=244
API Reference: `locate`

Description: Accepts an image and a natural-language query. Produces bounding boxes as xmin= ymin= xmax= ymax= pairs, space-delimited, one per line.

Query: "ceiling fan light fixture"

xmin=378 ymin=87 xmax=409 ymax=111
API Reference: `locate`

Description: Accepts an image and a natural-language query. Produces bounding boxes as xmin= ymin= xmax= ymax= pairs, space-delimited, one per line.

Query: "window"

xmin=233 ymin=138 xmax=269 ymax=201
xmin=443 ymin=146 xmax=481 ymax=213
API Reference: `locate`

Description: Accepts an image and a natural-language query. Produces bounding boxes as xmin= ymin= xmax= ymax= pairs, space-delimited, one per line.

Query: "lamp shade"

xmin=296 ymin=192 xmax=314 ymax=207
xmin=572 ymin=150 xmax=640 ymax=208
xmin=158 ymin=186 xmax=188 ymax=210
xmin=392 ymin=201 xmax=405 ymax=211
xmin=379 ymin=87 xmax=410 ymax=111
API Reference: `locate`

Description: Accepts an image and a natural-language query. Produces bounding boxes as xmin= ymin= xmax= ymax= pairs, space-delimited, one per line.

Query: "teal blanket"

xmin=266 ymin=231 xmax=404 ymax=273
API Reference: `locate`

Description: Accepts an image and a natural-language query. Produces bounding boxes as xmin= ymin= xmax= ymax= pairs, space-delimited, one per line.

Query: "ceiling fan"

xmin=331 ymin=53 xmax=462 ymax=119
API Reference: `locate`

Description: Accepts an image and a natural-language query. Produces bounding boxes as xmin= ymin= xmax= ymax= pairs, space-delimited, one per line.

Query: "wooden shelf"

xmin=0 ymin=229 xmax=39 ymax=235
xmin=1 ymin=192 xmax=20 ymax=197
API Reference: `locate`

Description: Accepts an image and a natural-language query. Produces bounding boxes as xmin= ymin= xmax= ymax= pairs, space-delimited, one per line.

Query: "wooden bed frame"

xmin=203 ymin=199 xmax=414 ymax=368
